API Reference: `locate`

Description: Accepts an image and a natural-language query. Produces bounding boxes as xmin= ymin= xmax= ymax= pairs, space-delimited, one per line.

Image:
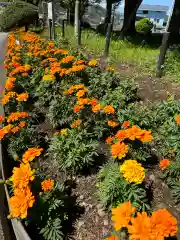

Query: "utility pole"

xmin=74 ymin=0 xmax=81 ymax=46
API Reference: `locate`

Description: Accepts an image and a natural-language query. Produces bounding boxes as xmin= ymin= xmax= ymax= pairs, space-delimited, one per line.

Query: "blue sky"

xmin=142 ymin=0 xmax=172 ymax=6
xmin=101 ymin=0 xmax=173 ymax=13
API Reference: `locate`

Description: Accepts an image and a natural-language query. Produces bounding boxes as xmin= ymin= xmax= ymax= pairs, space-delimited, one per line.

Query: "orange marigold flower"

xmin=0 ymin=115 xmax=5 ymax=123
xmin=175 ymin=115 xmax=180 ymax=125
xmin=64 ymin=87 xmax=74 ymax=95
xmin=90 ymin=98 xmax=98 ymax=106
xmin=3 ymin=124 xmax=13 ymax=134
xmin=5 ymin=77 xmax=16 ymax=91
xmin=11 ymin=126 xmax=20 ymax=134
xmin=0 ymin=129 xmax=6 ymax=140
xmin=78 ymin=98 xmax=89 ymax=106
xmin=106 ymin=136 xmax=114 ymax=145
xmin=16 ymin=92 xmax=29 ymax=102
xmin=105 ymin=236 xmax=118 ymax=240
xmin=138 ymin=130 xmax=153 ymax=142
xmin=108 ymin=121 xmax=119 ymax=128
xmin=92 ymin=103 xmax=102 ymax=113
xmin=103 ymin=105 xmax=115 ymax=115
xmin=22 ymin=147 xmax=43 ymax=163
xmin=8 ymin=186 xmax=35 ymax=219
xmin=128 ymin=212 xmax=152 ymax=240
xmin=76 ymin=89 xmax=88 ymax=98
xmin=71 ymin=119 xmax=82 ymax=128
xmin=60 ymin=55 xmax=75 ymax=64
xmin=160 ymin=159 xmax=170 ymax=169
xmin=151 ymin=209 xmax=178 ymax=238
xmin=11 ymin=163 xmax=35 ymax=189
xmin=126 ymin=125 xmax=142 ymax=141
xmin=41 ymin=179 xmax=54 ymax=192
xmin=115 ymin=130 xmax=128 ymax=142
xmin=111 ymin=141 xmax=128 ymax=159
xmin=21 ymin=72 xmax=28 ymax=77
xmin=73 ymin=105 xmax=84 ymax=113
xmin=112 ymin=201 xmax=136 ymax=231
xmin=122 ymin=121 xmax=130 ymax=129
xmin=2 ymin=91 xmax=16 ymax=105
xmin=19 ymin=121 xmax=26 ymax=128
xmin=7 ymin=112 xmax=29 ymax=123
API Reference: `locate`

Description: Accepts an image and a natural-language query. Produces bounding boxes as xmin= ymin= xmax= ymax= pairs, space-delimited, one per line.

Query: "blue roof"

xmin=138 ymin=4 xmax=169 ymax=12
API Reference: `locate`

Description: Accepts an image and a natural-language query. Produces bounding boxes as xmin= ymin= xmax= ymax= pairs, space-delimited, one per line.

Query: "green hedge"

xmin=0 ymin=1 xmax=38 ymax=31
xmin=136 ymin=18 xmax=153 ymax=34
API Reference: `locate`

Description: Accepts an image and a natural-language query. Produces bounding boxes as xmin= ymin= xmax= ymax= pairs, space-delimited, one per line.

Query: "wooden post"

xmin=156 ymin=0 xmax=175 ymax=77
xmin=156 ymin=32 xmax=170 ymax=77
xmin=104 ymin=23 xmax=112 ymax=57
xmin=51 ymin=0 xmax=56 ymax=40
xmin=49 ymin=19 xmax=52 ymax=40
xmin=62 ymin=19 xmax=65 ymax=38
xmin=75 ymin=0 xmax=81 ymax=46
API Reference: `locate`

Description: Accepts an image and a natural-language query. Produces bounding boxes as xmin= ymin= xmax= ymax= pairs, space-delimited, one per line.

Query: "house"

xmin=137 ymin=4 xmax=169 ymax=27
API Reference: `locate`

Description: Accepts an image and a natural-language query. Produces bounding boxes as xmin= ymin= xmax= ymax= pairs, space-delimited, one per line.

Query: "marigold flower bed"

xmin=1 ymin=31 xmax=180 ymax=240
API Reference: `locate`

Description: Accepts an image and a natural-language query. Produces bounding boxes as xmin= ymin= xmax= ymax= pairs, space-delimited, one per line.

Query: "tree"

xmin=104 ymin=0 xmax=120 ymax=25
xmin=120 ymin=0 xmax=143 ymax=37
xmin=60 ymin=0 xmax=102 ymax=23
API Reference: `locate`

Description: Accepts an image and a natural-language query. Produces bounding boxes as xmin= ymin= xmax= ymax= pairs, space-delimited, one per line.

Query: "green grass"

xmin=41 ymin=25 xmax=180 ymax=82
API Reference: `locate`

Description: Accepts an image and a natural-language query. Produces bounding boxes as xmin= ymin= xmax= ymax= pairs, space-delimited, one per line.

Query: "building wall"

xmin=137 ymin=9 xmax=166 ymax=26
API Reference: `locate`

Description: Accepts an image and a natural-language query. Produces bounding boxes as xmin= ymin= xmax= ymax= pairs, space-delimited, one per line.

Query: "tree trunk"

xmin=104 ymin=0 xmax=112 ymax=24
xmin=121 ymin=0 xmax=142 ymax=37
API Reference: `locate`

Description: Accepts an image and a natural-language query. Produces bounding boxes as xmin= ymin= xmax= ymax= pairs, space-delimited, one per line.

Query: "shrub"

xmin=0 ymin=1 xmax=38 ymax=31
xmin=96 ymin=161 xmax=150 ymax=211
xmin=136 ymin=18 xmax=153 ymax=34
xmin=49 ymin=128 xmax=99 ymax=173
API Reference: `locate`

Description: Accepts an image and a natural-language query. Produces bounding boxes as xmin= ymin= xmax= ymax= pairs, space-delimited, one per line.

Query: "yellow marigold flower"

xmin=22 ymin=147 xmax=43 ymax=163
xmin=16 ymin=92 xmax=29 ymax=102
xmin=106 ymin=66 xmax=115 ymax=71
xmin=112 ymin=201 xmax=136 ymax=231
xmin=11 ymin=163 xmax=35 ymax=189
xmin=111 ymin=141 xmax=128 ymax=159
xmin=60 ymin=128 xmax=68 ymax=135
xmin=71 ymin=120 xmax=81 ymax=128
xmin=88 ymin=59 xmax=97 ymax=67
xmin=41 ymin=179 xmax=54 ymax=192
xmin=107 ymin=121 xmax=119 ymax=127
xmin=42 ymin=74 xmax=55 ymax=81
xmin=92 ymin=103 xmax=102 ymax=113
xmin=103 ymin=105 xmax=115 ymax=115
xmin=8 ymin=186 xmax=35 ymax=219
xmin=120 ymin=160 xmax=145 ymax=184
xmin=2 ymin=91 xmax=16 ymax=105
